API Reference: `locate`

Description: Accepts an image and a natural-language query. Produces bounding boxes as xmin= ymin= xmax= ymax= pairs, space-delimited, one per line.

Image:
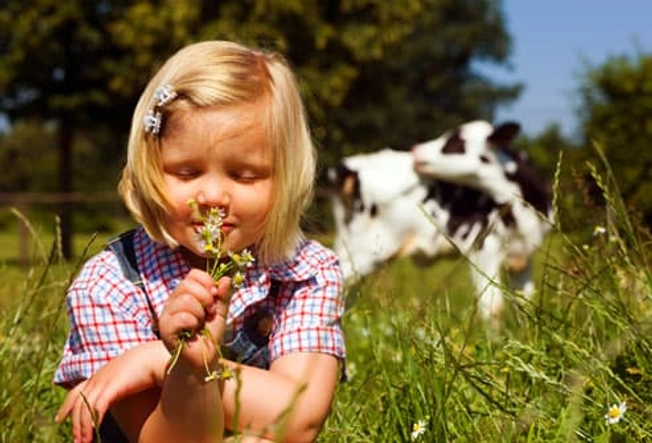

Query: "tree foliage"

xmin=0 ymin=120 xmax=58 ymax=192
xmin=2 ymin=0 xmax=521 ymax=164
xmin=514 ymin=123 xmax=589 ymax=233
xmin=577 ymin=52 xmax=652 ymax=226
xmin=0 ymin=0 xmax=521 ymax=255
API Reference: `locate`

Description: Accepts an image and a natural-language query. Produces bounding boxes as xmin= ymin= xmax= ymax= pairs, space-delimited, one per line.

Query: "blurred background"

xmin=2 ymin=0 xmax=651 ymax=263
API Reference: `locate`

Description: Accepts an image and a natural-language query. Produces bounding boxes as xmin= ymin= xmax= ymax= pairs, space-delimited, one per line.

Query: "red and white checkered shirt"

xmin=54 ymin=227 xmax=346 ymax=386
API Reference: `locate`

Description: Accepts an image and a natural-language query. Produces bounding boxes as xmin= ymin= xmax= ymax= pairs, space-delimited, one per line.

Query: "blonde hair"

xmin=119 ymin=41 xmax=316 ymax=264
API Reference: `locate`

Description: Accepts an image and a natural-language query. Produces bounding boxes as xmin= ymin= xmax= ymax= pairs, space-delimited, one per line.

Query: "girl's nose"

xmin=195 ymin=177 xmax=230 ymax=209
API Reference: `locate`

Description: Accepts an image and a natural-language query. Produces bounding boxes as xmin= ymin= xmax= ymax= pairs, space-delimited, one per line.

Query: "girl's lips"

xmin=192 ymin=222 xmax=235 ymax=233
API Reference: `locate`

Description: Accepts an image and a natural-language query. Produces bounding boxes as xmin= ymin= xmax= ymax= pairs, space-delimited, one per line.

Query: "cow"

xmin=411 ymin=120 xmax=553 ymax=271
xmin=329 ymin=121 xmax=552 ymax=328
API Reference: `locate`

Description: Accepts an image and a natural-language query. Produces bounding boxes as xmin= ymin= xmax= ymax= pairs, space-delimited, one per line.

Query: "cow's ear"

xmin=488 ymin=122 xmax=521 ymax=145
xmin=332 ymin=163 xmax=359 ymax=196
xmin=341 ymin=173 xmax=357 ymax=198
xmin=331 ymin=163 xmax=353 ymax=184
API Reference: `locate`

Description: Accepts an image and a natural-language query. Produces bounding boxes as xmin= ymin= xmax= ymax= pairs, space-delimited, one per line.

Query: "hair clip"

xmin=154 ymin=85 xmax=178 ymax=107
xmin=143 ymin=85 xmax=176 ymax=136
xmin=143 ymin=110 xmax=162 ymax=135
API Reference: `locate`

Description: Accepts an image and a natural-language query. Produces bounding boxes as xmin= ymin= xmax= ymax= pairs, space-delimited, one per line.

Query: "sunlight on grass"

xmin=2 ymin=148 xmax=652 ymax=442
xmin=320 ymin=149 xmax=652 ymax=442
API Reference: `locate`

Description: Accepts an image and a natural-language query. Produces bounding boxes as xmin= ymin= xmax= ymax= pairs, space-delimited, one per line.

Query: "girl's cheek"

xmin=168 ymin=188 xmax=194 ymax=214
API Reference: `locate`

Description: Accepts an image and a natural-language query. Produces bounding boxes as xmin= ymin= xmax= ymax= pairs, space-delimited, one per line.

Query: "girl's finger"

xmin=214 ymin=275 xmax=232 ymax=299
xmin=55 ymin=382 xmax=85 ymax=423
xmin=78 ymin=391 xmax=100 ymax=443
xmin=185 ymin=269 xmax=217 ymax=295
xmin=168 ymin=277 xmax=215 ymax=314
xmin=169 ymin=292 xmax=208 ymax=319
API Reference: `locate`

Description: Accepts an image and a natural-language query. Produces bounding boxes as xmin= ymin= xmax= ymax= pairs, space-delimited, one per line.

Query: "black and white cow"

xmin=330 ymin=121 xmax=552 ymax=327
xmin=412 ymin=120 xmax=553 ymax=268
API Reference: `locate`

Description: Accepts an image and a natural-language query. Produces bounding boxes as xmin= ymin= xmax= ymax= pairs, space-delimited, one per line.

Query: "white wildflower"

xmin=411 ymin=418 xmax=427 ymax=440
xmin=593 ymin=225 xmax=607 ymax=236
xmin=605 ymin=401 xmax=627 ymax=425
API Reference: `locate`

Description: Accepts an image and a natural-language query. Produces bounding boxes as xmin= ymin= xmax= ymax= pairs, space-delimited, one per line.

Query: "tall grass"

xmin=0 ymin=214 xmax=102 ymax=442
xmin=1 ymin=150 xmax=651 ymax=442
xmin=320 ymin=150 xmax=652 ymax=442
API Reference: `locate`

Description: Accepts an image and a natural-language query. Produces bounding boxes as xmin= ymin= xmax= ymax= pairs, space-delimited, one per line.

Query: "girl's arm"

xmin=222 ymin=352 xmax=340 ymax=443
xmin=59 ymin=259 xmax=343 ymax=443
xmin=55 ymin=340 xmax=169 ymax=441
xmin=121 ymin=269 xmax=229 ymax=442
xmin=58 ymin=347 xmax=339 ymax=443
xmin=58 ymin=269 xmax=230 ymax=443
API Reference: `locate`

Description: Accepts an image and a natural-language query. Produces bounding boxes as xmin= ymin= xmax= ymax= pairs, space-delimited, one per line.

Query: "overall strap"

xmin=269 ymin=279 xmax=281 ymax=299
xmin=106 ymin=229 xmax=160 ymax=338
xmin=97 ymin=229 xmax=155 ymax=443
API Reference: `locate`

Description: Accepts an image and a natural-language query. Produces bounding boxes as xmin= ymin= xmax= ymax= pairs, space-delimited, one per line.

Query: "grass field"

xmin=319 ymin=224 xmax=652 ymax=442
xmin=1 ymin=197 xmax=651 ymax=441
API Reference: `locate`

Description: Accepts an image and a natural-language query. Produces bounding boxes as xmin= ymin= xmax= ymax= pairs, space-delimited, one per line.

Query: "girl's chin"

xmin=179 ymin=245 xmax=211 ymax=265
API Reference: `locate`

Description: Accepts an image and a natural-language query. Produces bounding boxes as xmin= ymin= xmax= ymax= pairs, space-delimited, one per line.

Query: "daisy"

xmin=593 ymin=225 xmax=607 ymax=236
xmin=605 ymin=401 xmax=627 ymax=425
xmin=187 ymin=199 xmax=254 ymax=281
xmin=411 ymin=418 xmax=427 ymax=440
xmin=167 ymin=199 xmax=255 ymax=380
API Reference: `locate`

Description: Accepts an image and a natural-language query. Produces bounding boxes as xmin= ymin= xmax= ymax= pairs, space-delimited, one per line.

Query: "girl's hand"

xmin=159 ymin=269 xmax=232 ymax=373
xmin=55 ymin=341 xmax=168 ymax=443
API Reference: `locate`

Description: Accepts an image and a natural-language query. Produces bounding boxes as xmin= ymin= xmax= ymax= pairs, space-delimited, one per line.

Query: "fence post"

xmin=16 ymin=202 xmax=29 ymax=268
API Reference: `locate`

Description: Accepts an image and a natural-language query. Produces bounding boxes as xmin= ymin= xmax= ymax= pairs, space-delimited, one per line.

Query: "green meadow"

xmin=1 ymin=178 xmax=651 ymax=442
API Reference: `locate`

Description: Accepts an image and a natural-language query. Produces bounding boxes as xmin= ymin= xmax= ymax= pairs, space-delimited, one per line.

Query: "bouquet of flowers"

xmin=168 ymin=199 xmax=255 ymax=381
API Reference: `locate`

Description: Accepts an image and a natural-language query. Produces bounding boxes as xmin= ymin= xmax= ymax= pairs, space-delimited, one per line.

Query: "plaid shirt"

xmin=54 ymin=227 xmax=346 ymax=386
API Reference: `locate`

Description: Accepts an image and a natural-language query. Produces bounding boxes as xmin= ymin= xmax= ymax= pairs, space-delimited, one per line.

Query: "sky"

xmin=480 ymin=1 xmax=652 ymax=139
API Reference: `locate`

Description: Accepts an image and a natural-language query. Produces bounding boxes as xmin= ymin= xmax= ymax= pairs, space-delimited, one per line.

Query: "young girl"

xmin=54 ymin=40 xmax=346 ymax=443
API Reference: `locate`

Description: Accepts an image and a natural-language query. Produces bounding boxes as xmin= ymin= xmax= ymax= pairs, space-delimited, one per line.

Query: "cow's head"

xmin=329 ymin=149 xmax=433 ymax=284
xmin=412 ymin=121 xmax=527 ymax=203
xmin=412 ymin=120 xmax=553 ymax=262
xmin=412 ymin=120 xmax=552 ymax=217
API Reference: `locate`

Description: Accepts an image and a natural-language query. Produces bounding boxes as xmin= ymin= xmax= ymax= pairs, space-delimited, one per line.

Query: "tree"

xmin=0 ymin=0 xmax=202 ymax=257
xmin=514 ymin=123 xmax=589 ymax=233
xmin=320 ymin=0 xmax=522 ymax=158
xmin=0 ymin=120 xmax=58 ymax=192
xmin=1 ymin=0 xmax=521 ymax=257
xmin=241 ymin=0 xmax=522 ymax=164
xmin=577 ymin=52 xmax=652 ymax=226
xmin=515 ymin=123 xmax=580 ymax=176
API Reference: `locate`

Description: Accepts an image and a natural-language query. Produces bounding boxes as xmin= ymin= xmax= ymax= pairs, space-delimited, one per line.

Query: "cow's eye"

xmin=370 ymin=203 xmax=378 ymax=218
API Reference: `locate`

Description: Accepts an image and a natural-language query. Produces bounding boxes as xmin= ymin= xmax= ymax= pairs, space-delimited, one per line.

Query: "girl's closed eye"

xmin=234 ymin=170 xmax=259 ymax=182
xmin=229 ymin=165 xmax=271 ymax=183
xmin=169 ymin=166 xmax=201 ymax=181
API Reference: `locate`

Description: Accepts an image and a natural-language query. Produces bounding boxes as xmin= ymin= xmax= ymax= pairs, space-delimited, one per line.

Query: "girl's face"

xmin=160 ymin=100 xmax=274 ymax=262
